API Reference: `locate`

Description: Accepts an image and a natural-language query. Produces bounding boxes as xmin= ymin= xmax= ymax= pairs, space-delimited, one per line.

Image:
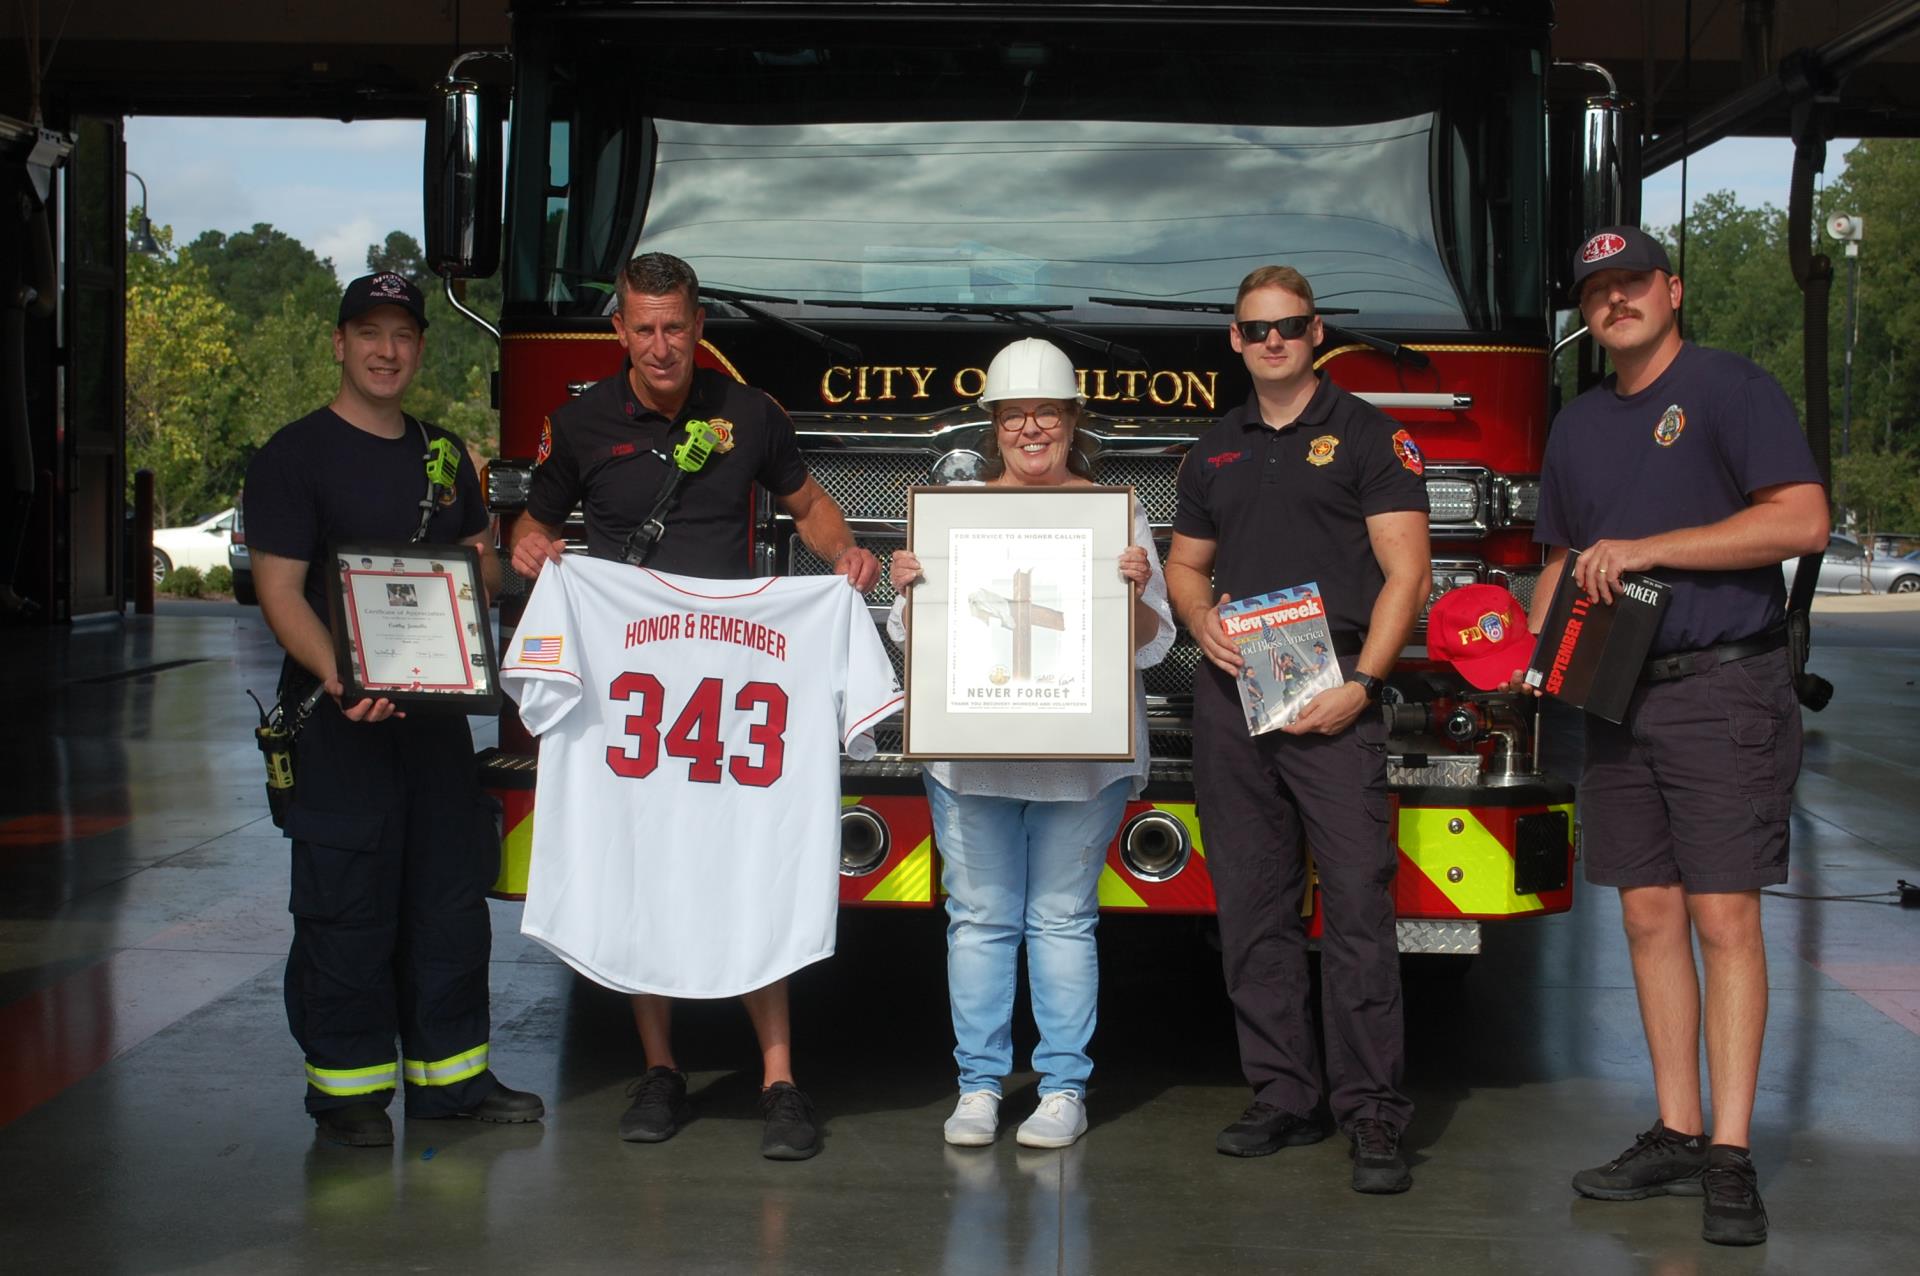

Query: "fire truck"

xmin=431 ymin=0 xmax=1639 ymax=956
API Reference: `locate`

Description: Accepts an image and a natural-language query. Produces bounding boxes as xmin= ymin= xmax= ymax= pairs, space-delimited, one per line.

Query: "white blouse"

xmin=886 ymin=495 xmax=1176 ymax=802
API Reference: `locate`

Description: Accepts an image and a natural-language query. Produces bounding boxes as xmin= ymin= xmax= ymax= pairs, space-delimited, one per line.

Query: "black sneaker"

xmin=1701 ymin=1145 xmax=1768 ymax=1246
xmin=1571 ymin=1120 xmax=1708 ymax=1200
xmin=467 ymin=1083 xmax=545 ymax=1124
xmin=1348 ymin=1118 xmax=1412 ymax=1194
xmin=758 ymin=1082 xmax=820 ymax=1161
xmin=314 ymin=1102 xmax=394 ymax=1148
xmin=1215 ymin=1101 xmax=1329 ymax=1157
xmin=619 ymin=1066 xmax=691 ymax=1143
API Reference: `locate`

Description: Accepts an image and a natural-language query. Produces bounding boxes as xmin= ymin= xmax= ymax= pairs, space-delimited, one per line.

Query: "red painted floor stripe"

xmin=0 ymin=947 xmax=279 ymax=1128
xmin=0 ymin=813 xmax=130 ymax=846
xmin=1809 ymin=962 xmax=1920 ymax=1037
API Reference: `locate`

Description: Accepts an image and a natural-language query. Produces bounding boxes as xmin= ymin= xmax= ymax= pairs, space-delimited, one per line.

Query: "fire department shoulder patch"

xmin=707 ymin=417 xmax=737 ymax=452
xmin=1306 ymin=435 xmax=1339 ymax=466
xmin=1654 ymin=404 xmax=1686 ymax=447
xmin=536 ymin=417 xmax=553 ymax=465
xmin=1392 ymin=429 xmax=1425 ymax=475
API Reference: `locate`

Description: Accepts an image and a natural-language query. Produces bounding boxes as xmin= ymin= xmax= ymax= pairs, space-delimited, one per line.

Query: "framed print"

xmin=902 ymin=485 xmax=1135 ymax=760
xmin=326 ymin=541 xmax=502 ymax=713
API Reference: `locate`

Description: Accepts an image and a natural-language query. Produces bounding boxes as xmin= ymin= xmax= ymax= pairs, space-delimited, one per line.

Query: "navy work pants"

xmin=284 ymin=694 xmax=500 ymax=1115
xmin=1193 ymin=661 xmax=1413 ymax=1130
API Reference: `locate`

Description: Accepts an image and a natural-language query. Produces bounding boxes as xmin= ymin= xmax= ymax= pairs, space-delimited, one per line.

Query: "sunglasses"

xmin=1235 ymin=315 xmax=1314 ymax=343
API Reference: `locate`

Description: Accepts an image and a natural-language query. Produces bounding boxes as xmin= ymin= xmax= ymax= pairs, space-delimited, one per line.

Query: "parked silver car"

xmin=1783 ymin=534 xmax=1920 ymax=594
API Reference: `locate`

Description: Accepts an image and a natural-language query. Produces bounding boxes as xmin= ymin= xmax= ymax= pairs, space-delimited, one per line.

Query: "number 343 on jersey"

xmin=604 ymin=674 xmax=789 ymax=787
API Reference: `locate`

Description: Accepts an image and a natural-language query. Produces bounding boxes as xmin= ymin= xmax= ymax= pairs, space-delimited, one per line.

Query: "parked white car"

xmin=151 ymin=508 xmax=235 ymax=583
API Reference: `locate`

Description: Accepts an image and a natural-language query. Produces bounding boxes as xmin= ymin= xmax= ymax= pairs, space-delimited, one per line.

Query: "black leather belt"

xmin=1642 ymin=626 xmax=1788 ymax=684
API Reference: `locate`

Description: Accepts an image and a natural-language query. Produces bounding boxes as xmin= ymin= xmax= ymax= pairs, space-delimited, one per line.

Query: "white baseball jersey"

xmin=501 ymin=556 xmax=902 ymax=998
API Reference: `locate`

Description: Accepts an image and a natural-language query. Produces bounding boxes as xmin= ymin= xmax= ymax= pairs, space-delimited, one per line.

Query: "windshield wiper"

xmin=1086 ymin=296 xmax=1430 ymax=371
xmin=700 ymin=286 xmax=863 ymax=363
xmin=804 ymin=299 xmax=1150 ymax=371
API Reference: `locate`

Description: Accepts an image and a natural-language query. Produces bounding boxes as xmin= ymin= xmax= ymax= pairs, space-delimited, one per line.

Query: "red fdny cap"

xmin=1427 ymin=584 xmax=1535 ymax=690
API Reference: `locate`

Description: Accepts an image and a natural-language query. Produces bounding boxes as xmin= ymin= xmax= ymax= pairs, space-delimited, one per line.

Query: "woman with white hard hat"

xmin=887 ymin=337 xmax=1175 ymax=1149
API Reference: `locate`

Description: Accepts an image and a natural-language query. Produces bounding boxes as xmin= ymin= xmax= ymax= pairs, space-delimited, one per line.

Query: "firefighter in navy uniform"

xmin=1166 ymin=265 xmax=1431 ymax=1194
xmin=1526 ymin=228 xmax=1827 ymax=1247
xmin=246 ymin=273 xmax=544 ymax=1147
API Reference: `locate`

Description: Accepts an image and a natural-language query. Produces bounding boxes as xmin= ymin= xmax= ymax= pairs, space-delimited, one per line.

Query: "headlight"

xmin=1425 ymin=477 xmax=1481 ymax=524
xmin=486 ymin=460 xmax=534 ymax=512
xmin=1505 ymin=477 xmax=1542 ymax=523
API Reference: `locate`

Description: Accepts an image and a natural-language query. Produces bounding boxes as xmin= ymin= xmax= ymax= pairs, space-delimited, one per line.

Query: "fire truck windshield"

xmin=503 ymin=21 xmax=1544 ymax=335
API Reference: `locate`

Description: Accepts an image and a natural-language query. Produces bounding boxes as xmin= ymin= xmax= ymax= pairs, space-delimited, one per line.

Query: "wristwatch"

xmin=1349 ymin=671 xmax=1383 ymax=702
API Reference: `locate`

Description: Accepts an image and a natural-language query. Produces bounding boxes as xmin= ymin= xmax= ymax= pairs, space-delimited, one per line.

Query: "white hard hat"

xmin=979 ymin=337 xmax=1082 ymax=407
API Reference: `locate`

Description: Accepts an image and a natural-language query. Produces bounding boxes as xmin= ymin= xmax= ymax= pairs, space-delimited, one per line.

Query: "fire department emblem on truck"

xmin=1654 ymin=404 xmax=1686 ymax=446
xmin=1306 ymin=435 xmax=1339 ymax=466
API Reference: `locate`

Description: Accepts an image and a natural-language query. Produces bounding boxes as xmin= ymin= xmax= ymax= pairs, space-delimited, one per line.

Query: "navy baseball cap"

xmin=1571 ymin=226 xmax=1674 ymax=299
xmin=338 ymin=272 xmax=430 ymax=330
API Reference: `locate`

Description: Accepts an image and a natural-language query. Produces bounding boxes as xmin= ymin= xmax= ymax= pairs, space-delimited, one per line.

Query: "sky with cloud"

xmin=124 ymin=116 xmax=1860 ymax=288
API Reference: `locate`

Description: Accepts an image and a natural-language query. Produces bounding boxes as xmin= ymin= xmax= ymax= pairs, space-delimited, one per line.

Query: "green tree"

xmin=1821 ymin=139 xmax=1920 ymax=458
xmin=126 ymin=227 xmax=243 ymax=525
xmin=367 ymin=230 xmax=426 ymax=278
xmin=182 ymin=223 xmax=338 ymax=329
xmin=369 ymin=233 xmax=502 ymax=457
xmin=1832 ymin=451 xmax=1920 ymax=543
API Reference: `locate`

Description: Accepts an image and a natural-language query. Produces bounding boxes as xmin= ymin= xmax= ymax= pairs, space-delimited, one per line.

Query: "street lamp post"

xmin=125 ymin=170 xmax=161 ymax=256
xmin=1826 ymin=213 xmax=1864 ymax=457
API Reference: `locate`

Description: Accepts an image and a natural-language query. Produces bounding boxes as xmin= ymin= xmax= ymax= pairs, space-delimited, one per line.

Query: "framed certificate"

xmin=325 ymin=542 xmax=502 ymax=713
xmin=902 ymin=485 xmax=1135 ymax=760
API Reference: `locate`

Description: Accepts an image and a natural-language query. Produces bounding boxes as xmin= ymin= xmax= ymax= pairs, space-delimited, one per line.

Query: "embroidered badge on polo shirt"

xmin=707 ymin=417 xmax=737 ymax=453
xmin=1392 ymin=429 xmax=1425 ymax=475
xmin=1307 ymin=435 xmax=1339 ymax=466
xmin=536 ymin=417 xmax=553 ymax=465
xmin=1654 ymin=404 xmax=1686 ymax=447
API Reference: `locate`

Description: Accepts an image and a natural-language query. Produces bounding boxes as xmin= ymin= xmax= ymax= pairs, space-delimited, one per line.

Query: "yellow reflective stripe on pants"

xmin=402 ymin=1043 xmax=489 ymax=1087
xmin=306 ymin=1059 xmax=399 ymax=1097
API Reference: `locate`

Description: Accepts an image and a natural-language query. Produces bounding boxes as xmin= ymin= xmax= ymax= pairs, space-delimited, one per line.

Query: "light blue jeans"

xmin=925 ymin=774 xmax=1131 ymax=1097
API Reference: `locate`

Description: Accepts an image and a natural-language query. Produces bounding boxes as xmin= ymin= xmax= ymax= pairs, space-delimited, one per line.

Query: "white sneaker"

xmin=1016 ymin=1091 xmax=1087 ymax=1149
xmin=944 ymin=1091 xmax=1001 ymax=1146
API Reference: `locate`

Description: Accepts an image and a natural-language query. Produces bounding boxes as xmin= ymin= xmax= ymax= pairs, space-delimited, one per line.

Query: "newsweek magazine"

xmin=1219 ymin=583 xmax=1342 ymax=734
xmin=1522 ymin=550 xmax=1673 ymax=724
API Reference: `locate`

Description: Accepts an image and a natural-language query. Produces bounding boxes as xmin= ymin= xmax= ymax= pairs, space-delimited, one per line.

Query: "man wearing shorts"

xmin=1528 ymin=227 xmax=1828 ymax=1246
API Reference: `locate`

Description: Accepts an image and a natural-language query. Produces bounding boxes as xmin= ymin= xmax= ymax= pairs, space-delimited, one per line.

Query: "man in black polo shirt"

xmin=1167 ymin=264 xmax=1431 ymax=1193
xmin=509 ymin=252 xmax=878 ymax=1161
xmin=1530 ymin=227 xmax=1827 ymax=1246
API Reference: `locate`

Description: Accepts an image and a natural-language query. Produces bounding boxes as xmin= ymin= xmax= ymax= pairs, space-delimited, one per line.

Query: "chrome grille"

xmin=1090 ymin=454 xmax=1183 ymax=523
xmin=1494 ymin=565 xmax=1544 ymax=611
xmin=1145 ymin=636 xmax=1203 ymax=699
xmin=789 ymin=533 xmax=906 ymax=605
xmin=801 ymin=451 xmax=931 ymax=521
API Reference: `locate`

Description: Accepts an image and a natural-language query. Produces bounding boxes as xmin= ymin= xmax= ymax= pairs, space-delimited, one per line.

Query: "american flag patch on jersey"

xmin=518 ymin=635 xmax=563 ymax=665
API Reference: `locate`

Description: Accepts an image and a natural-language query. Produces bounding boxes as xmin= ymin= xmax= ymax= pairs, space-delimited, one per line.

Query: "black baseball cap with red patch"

xmin=337 ymin=272 xmax=430 ymax=331
xmin=1570 ymin=226 xmax=1674 ymax=300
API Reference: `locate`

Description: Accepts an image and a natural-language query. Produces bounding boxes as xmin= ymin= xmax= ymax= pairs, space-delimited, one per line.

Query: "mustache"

xmin=1604 ymin=307 xmax=1642 ymax=326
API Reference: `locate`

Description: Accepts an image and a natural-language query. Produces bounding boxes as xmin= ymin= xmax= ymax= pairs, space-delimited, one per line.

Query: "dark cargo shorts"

xmin=1580 ymin=646 xmax=1801 ymax=893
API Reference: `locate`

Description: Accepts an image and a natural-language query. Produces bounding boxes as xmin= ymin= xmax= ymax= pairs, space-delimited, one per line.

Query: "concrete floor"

xmin=0 ymin=600 xmax=1915 ymax=1274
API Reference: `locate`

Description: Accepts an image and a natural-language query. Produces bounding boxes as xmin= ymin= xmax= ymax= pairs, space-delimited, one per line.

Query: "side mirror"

xmin=424 ymin=76 xmax=502 ymax=279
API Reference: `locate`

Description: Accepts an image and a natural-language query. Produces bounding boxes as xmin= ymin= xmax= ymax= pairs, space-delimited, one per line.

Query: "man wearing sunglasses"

xmin=1167 ymin=264 xmax=1431 ymax=1194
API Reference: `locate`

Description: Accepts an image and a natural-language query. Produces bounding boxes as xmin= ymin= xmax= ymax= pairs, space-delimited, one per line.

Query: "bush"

xmin=159 ymin=565 xmax=206 ymax=598
xmin=204 ymin=565 xmax=234 ymax=594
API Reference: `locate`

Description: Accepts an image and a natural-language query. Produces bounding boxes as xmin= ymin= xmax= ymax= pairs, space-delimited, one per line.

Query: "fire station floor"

xmin=0 ymin=601 xmax=1915 ymax=1276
